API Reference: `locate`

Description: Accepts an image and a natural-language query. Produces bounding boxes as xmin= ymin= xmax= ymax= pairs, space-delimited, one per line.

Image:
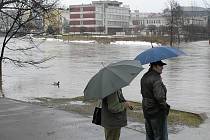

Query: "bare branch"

xmin=3 ymin=56 xmax=56 ymax=68
xmin=0 ymin=0 xmax=58 ymax=70
xmin=6 ymin=46 xmax=34 ymax=51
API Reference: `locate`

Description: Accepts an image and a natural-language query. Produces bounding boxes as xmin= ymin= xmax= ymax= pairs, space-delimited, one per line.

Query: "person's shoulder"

xmin=148 ymin=71 xmax=161 ymax=82
xmin=145 ymin=70 xmax=160 ymax=77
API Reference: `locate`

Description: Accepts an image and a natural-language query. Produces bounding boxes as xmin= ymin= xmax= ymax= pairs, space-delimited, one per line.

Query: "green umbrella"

xmin=84 ymin=60 xmax=144 ymax=100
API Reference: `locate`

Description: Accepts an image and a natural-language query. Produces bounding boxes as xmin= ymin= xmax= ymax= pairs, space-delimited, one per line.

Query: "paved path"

xmin=0 ymin=98 xmax=145 ymax=140
xmin=0 ymin=98 xmax=209 ymax=140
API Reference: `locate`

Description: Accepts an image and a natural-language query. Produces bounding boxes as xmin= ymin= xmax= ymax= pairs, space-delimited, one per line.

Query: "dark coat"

xmin=101 ymin=90 xmax=127 ymax=128
xmin=141 ymin=69 xmax=170 ymax=119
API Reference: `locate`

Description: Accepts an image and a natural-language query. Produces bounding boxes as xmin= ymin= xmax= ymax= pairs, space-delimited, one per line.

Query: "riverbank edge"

xmin=29 ymin=96 xmax=207 ymax=128
xmin=36 ymin=34 xmax=170 ymax=45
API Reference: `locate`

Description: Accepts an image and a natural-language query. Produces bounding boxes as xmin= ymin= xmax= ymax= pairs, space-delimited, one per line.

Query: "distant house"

xmin=69 ymin=0 xmax=130 ymax=35
xmin=181 ymin=6 xmax=208 ymax=17
xmin=130 ymin=10 xmax=167 ymax=35
xmin=181 ymin=6 xmax=209 ymax=27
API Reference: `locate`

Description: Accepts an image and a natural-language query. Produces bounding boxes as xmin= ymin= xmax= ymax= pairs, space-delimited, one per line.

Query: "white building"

xmin=181 ymin=6 xmax=209 ymax=27
xmin=69 ymin=0 xmax=130 ymax=34
xmin=183 ymin=16 xmax=208 ymax=27
xmin=130 ymin=7 xmax=209 ymax=35
xmin=130 ymin=10 xmax=167 ymax=34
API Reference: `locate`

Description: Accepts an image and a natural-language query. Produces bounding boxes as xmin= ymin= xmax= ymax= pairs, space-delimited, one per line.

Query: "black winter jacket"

xmin=141 ymin=69 xmax=170 ymax=119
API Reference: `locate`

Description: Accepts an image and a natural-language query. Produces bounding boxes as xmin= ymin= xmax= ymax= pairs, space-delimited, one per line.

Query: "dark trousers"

xmin=104 ymin=128 xmax=121 ymax=140
xmin=145 ymin=116 xmax=168 ymax=140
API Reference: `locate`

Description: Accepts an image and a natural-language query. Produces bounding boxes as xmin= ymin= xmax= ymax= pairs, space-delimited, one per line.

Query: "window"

xmin=96 ymin=20 xmax=103 ymax=25
xmin=80 ymin=21 xmax=83 ymax=25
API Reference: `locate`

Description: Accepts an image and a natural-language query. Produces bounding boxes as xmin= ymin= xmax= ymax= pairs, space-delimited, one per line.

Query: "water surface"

xmin=2 ymin=38 xmax=210 ymax=116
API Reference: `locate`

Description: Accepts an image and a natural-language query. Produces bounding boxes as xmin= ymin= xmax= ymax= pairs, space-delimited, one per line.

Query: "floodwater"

xmin=2 ymin=38 xmax=210 ymax=117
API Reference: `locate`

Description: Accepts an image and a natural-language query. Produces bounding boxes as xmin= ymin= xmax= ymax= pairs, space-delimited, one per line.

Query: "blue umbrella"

xmin=134 ymin=46 xmax=186 ymax=65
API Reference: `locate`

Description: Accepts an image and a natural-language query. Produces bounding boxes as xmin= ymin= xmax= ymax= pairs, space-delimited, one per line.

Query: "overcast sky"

xmin=59 ymin=0 xmax=206 ymax=12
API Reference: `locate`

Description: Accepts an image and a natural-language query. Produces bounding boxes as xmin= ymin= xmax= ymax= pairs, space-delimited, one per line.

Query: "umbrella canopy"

xmin=134 ymin=46 xmax=186 ymax=65
xmin=84 ymin=60 xmax=144 ymax=100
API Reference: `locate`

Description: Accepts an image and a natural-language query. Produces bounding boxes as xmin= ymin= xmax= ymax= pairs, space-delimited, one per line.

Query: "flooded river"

xmin=2 ymin=38 xmax=210 ymax=117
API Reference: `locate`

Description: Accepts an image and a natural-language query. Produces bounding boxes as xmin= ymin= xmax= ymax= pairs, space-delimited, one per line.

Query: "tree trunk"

xmin=170 ymin=26 xmax=173 ymax=46
xmin=170 ymin=10 xmax=174 ymax=46
xmin=177 ymin=29 xmax=180 ymax=44
xmin=0 ymin=60 xmax=4 ymax=97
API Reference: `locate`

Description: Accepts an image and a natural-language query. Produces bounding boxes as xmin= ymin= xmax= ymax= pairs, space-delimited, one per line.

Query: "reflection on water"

xmin=2 ymin=39 xmax=210 ymax=116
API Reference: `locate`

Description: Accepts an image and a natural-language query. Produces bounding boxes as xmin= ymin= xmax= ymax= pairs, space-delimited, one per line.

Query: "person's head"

xmin=150 ymin=60 xmax=167 ymax=74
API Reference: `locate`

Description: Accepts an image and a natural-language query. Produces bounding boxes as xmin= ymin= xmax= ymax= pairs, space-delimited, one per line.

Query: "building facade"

xmin=130 ymin=7 xmax=210 ymax=35
xmin=69 ymin=0 xmax=130 ymax=35
xmin=181 ymin=6 xmax=209 ymax=27
xmin=130 ymin=10 xmax=167 ymax=35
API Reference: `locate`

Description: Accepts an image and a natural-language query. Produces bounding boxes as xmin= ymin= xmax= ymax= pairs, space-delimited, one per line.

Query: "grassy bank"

xmin=32 ymin=96 xmax=205 ymax=128
xmin=59 ymin=34 xmax=170 ymax=45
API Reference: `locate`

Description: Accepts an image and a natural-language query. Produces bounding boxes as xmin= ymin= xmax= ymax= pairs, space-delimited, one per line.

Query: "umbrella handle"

xmin=97 ymin=100 xmax=102 ymax=107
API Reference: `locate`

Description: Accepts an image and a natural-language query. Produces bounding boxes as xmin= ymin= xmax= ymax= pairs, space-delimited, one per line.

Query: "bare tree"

xmin=0 ymin=0 xmax=58 ymax=96
xmin=164 ymin=0 xmax=183 ymax=46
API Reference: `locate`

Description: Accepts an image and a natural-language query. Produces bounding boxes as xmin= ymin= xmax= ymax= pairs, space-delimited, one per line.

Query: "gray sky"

xmin=59 ymin=0 xmax=206 ymax=12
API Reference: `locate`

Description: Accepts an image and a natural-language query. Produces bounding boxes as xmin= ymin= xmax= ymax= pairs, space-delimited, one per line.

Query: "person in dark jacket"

xmin=140 ymin=60 xmax=170 ymax=140
xmin=101 ymin=89 xmax=133 ymax=140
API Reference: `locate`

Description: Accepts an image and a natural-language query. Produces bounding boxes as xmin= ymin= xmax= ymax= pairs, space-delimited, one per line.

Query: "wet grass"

xmin=61 ymin=34 xmax=170 ymax=45
xmin=168 ymin=109 xmax=204 ymax=127
xmin=32 ymin=96 xmax=205 ymax=128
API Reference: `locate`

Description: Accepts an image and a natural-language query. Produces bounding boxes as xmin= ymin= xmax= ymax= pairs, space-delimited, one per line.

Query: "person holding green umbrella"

xmin=101 ymin=88 xmax=133 ymax=140
xmin=84 ymin=60 xmax=143 ymax=140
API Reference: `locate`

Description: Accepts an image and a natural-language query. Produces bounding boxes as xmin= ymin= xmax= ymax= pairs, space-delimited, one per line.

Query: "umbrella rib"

xmin=106 ymin=67 xmax=129 ymax=84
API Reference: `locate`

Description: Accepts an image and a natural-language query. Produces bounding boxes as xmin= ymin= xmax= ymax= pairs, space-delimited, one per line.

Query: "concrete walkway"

xmin=1 ymin=98 xmax=209 ymax=140
xmin=0 ymin=98 xmax=145 ymax=140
